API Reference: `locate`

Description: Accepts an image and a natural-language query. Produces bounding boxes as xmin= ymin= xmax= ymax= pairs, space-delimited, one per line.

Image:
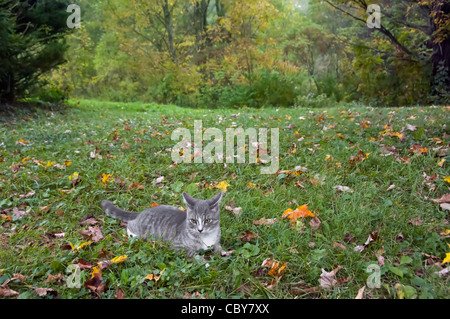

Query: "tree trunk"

xmin=194 ymin=0 xmax=210 ymax=50
xmin=162 ymin=0 xmax=176 ymax=61
xmin=430 ymin=0 xmax=450 ymax=97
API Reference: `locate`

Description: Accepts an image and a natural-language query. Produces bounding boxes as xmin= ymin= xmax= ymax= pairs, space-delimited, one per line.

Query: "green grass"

xmin=0 ymin=99 xmax=449 ymax=299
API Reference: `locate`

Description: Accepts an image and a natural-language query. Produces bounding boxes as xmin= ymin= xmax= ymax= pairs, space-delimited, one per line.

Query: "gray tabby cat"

xmin=100 ymin=192 xmax=223 ymax=257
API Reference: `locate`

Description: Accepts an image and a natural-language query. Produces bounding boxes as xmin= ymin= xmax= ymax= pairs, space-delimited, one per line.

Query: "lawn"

xmin=0 ymin=100 xmax=449 ymax=299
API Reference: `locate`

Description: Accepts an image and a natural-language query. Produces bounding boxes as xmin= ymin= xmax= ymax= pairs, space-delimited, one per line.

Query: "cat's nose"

xmin=198 ymin=228 xmax=203 ymax=233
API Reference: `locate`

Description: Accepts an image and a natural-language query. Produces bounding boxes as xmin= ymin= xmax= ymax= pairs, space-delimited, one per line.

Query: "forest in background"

xmin=1 ymin=0 xmax=450 ymax=107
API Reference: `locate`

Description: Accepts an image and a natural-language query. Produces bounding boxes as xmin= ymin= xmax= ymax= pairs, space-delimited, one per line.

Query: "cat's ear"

xmin=182 ymin=192 xmax=197 ymax=209
xmin=208 ymin=192 xmax=223 ymax=210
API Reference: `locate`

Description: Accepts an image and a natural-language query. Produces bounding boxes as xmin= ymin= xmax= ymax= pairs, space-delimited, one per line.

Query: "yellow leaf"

xmin=90 ymin=265 xmax=101 ymax=279
xmin=101 ymin=173 xmax=113 ymax=184
xmin=442 ymin=252 xmax=450 ymax=264
xmin=440 ymin=229 xmax=450 ymax=236
xmin=444 ymin=176 xmax=450 ymax=184
xmin=247 ymin=182 xmax=256 ymax=189
xmin=71 ymin=241 xmax=93 ymax=251
xmin=438 ymin=159 xmax=446 ymax=167
xmin=215 ymin=181 xmax=231 ymax=192
xmin=325 ymin=155 xmax=332 ymax=161
xmin=64 ymin=160 xmax=72 ymax=166
xmin=68 ymin=172 xmax=79 ymax=181
xmin=145 ymin=274 xmax=154 ymax=281
xmin=111 ymin=255 xmax=127 ymax=264
xmin=46 ymin=161 xmax=55 ymax=167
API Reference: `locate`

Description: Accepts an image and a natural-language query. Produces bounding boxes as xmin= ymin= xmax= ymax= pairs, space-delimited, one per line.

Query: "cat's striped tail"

xmin=101 ymin=200 xmax=139 ymax=222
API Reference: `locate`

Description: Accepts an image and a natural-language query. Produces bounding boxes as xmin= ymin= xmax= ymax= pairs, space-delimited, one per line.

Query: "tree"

xmin=321 ymin=0 xmax=450 ymax=102
xmin=0 ymin=0 xmax=70 ymax=102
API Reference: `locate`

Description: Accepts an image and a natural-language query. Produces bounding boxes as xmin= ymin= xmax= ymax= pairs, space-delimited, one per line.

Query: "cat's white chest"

xmin=200 ymin=229 xmax=219 ymax=249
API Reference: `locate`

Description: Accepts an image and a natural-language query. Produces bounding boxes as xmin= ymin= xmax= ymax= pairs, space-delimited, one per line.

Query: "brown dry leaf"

xmin=128 ymin=182 xmax=144 ymax=190
xmin=1 ymin=273 xmax=27 ymax=288
xmin=10 ymin=163 xmax=21 ymax=173
xmin=12 ymin=206 xmax=31 ymax=219
xmin=183 ymin=291 xmax=206 ymax=299
xmin=79 ymin=226 xmax=104 ymax=243
xmin=354 ymin=230 xmax=379 ymax=252
xmin=343 ymin=233 xmax=355 ymax=243
xmin=115 ymin=287 xmax=125 ymax=299
xmin=220 ymin=250 xmax=234 ymax=258
xmin=319 ymin=266 xmax=343 ymax=289
xmin=408 ymin=218 xmax=423 ymax=226
xmin=309 ymin=217 xmax=321 ymax=230
xmin=355 ymin=285 xmax=366 ymax=299
xmin=45 ymin=273 xmax=64 ymax=285
xmin=19 ymin=190 xmax=35 ymax=199
xmin=332 ymin=242 xmax=346 ymax=250
xmin=431 ymin=193 xmax=450 ymax=204
xmin=261 ymin=258 xmax=287 ymax=279
xmin=387 ymin=184 xmax=396 ymax=191
xmin=253 ymin=217 xmax=278 ymax=227
xmin=79 ymin=216 xmax=99 ymax=226
xmin=291 ymin=286 xmax=321 ymax=295
xmin=39 ymin=206 xmax=50 ymax=213
xmin=241 ymin=230 xmax=259 ymax=242
xmin=83 ymin=272 xmax=106 ymax=297
xmin=349 ymin=150 xmax=368 ymax=166
xmin=0 ymin=287 xmax=19 ymax=298
xmin=34 ymin=287 xmax=58 ymax=297
xmin=236 ymin=283 xmax=254 ymax=297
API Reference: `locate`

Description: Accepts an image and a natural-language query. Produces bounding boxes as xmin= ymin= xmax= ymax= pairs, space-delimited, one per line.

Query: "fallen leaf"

xmin=241 ymin=230 xmax=259 ymax=242
xmin=18 ymin=190 xmax=35 ymax=199
xmin=79 ymin=216 xmax=99 ymax=226
xmin=333 ymin=185 xmax=354 ymax=193
xmin=355 ymin=285 xmax=366 ymax=299
xmin=387 ymin=184 xmax=395 ymax=191
xmin=100 ymin=173 xmax=113 ymax=185
xmin=431 ymin=193 xmax=450 ymax=204
xmin=34 ymin=287 xmax=58 ymax=297
xmin=0 ymin=287 xmax=19 ymax=298
xmin=309 ymin=217 xmax=321 ymax=230
xmin=12 ymin=206 xmax=31 ymax=219
xmin=354 ymin=230 xmax=379 ymax=252
xmin=45 ymin=273 xmax=64 ymax=285
xmin=236 ymin=283 xmax=254 ymax=297
xmin=253 ymin=218 xmax=277 ymax=226
xmin=343 ymin=233 xmax=355 ymax=243
xmin=115 ymin=287 xmax=125 ymax=299
xmin=183 ymin=291 xmax=206 ymax=299
xmin=319 ymin=266 xmax=343 ymax=289
xmin=79 ymin=226 xmax=104 ymax=242
xmin=408 ymin=218 xmax=422 ymax=226
xmin=220 ymin=250 xmax=234 ymax=258
xmin=332 ymin=242 xmax=346 ymax=250
xmin=261 ymin=258 xmax=287 ymax=279
xmin=434 ymin=267 xmax=450 ymax=277
xmin=282 ymin=205 xmax=315 ymax=226
xmin=83 ymin=272 xmax=105 ymax=297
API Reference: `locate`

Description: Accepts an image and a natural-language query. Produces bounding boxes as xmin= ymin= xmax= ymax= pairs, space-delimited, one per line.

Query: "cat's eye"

xmin=205 ymin=219 xmax=212 ymax=223
xmin=190 ymin=219 xmax=197 ymax=224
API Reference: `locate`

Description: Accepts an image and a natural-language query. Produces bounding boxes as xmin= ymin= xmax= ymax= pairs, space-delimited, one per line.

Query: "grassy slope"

xmin=0 ymin=100 xmax=449 ymax=299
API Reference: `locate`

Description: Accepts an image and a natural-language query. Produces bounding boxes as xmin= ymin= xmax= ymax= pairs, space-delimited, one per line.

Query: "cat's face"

xmin=183 ymin=192 xmax=222 ymax=235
